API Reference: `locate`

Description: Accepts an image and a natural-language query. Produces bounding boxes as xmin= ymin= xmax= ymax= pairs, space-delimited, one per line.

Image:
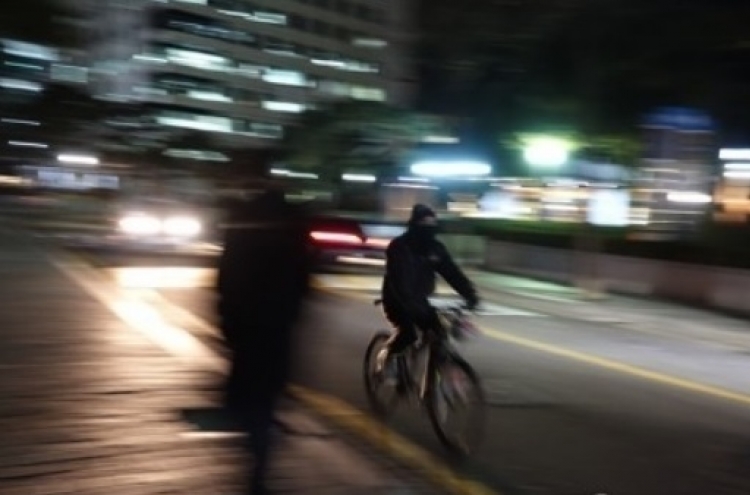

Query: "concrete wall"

xmin=483 ymin=239 xmax=750 ymax=316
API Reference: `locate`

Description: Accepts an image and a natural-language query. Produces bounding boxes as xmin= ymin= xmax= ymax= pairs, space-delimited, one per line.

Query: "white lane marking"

xmin=313 ymin=275 xmax=544 ymax=317
xmin=430 ymin=297 xmax=543 ymax=317
xmin=51 ymin=256 xmax=222 ymax=370
xmin=108 ymin=266 xmax=216 ymax=289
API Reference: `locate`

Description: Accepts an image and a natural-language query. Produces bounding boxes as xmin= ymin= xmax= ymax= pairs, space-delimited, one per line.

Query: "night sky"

xmin=414 ymin=0 xmax=750 ymax=141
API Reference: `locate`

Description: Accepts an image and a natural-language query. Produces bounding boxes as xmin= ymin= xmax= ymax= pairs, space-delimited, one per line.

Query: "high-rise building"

xmin=0 ymin=31 xmax=91 ymax=167
xmin=88 ymin=0 xmax=416 ymax=150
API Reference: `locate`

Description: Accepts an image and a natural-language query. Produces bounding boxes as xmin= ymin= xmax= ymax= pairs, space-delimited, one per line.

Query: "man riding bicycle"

xmin=378 ymin=204 xmax=480 ymax=374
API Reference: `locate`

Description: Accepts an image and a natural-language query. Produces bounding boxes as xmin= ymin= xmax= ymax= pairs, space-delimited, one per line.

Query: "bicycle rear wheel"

xmin=425 ymin=353 xmax=486 ymax=457
xmin=363 ymin=331 xmax=402 ymax=417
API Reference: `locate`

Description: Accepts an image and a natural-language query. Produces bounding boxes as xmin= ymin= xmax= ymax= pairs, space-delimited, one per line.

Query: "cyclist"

xmin=378 ymin=204 xmax=479 ymax=376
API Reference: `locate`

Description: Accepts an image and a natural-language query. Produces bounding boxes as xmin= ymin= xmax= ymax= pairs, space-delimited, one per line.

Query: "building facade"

xmin=88 ymin=0 xmax=416 ymax=149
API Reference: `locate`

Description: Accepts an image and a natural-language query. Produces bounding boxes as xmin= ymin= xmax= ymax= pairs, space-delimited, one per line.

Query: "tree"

xmin=527 ymin=0 xmax=750 ymax=132
xmin=418 ymin=0 xmax=750 ymax=152
xmin=281 ymin=101 xmax=447 ymax=183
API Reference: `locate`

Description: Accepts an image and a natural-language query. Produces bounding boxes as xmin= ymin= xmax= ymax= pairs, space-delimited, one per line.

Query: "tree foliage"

xmin=417 ymin=0 xmax=750 ymax=147
xmin=281 ymin=101 xmax=448 ymax=181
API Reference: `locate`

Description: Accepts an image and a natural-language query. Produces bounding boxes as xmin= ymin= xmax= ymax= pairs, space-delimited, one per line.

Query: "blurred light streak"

xmin=411 ymin=160 xmax=491 ymax=177
xmin=270 ymin=168 xmax=318 ymax=179
xmin=111 ymin=299 xmax=206 ymax=357
xmin=2 ymin=118 xmax=40 ymax=125
xmin=113 ymin=267 xmax=215 ymax=289
xmin=364 ymin=238 xmax=391 ymax=248
xmin=719 ymin=149 xmax=750 ymax=161
xmin=342 ymin=173 xmax=377 ymax=183
xmin=58 ymin=154 xmax=99 ymax=165
xmin=336 ymin=256 xmax=385 ymax=266
xmin=8 ymin=140 xmax=47 ymax=148
xmin=310 ymin=231 xmax=363 ymax=245
xmin=666 ymin=192 xmax=712 ymax=204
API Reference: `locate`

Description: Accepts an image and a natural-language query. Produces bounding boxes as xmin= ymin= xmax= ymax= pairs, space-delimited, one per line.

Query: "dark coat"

xmin=217 ymin=191 xmax=310 ymax=403
xmin=381 ymin=229 xmax=478 ymax=328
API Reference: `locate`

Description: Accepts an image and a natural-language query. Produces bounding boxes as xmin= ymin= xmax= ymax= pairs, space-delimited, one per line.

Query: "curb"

xmin=289 ymin=386 xmax=500 ymax=495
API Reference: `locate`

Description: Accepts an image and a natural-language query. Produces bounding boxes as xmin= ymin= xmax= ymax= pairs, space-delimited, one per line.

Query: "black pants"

xmin=244 ymin=399 xmax=277 ymax=494
xmin=225 ymin=354 xmax=285 ymax=495
xmin=383 ymin=304 xmax=421 ymax=355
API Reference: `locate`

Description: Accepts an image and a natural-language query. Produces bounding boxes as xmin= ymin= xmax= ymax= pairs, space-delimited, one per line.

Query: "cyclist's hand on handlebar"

xmin=463 ymin=297 xmax=480 ymax=313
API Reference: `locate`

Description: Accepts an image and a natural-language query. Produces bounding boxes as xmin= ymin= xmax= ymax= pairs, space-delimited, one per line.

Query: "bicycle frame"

xmin=401 ymin=309 xmax=460 ymax=401
xmin=367 ymin=300 xmax=485 ymax=456
xmin=373 ymin=298 xmax=467 ymax=400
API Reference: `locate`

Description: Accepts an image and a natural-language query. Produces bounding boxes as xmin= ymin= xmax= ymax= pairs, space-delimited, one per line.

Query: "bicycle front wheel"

xmin=425 ymin=353 xmax=486 ymax=457
xmin=363 ymin=331 xmax=401 ymax=417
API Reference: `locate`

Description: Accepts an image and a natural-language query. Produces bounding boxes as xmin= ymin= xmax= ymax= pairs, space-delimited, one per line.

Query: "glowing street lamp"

xmin=521 ymin=136 xmax=574 ymax=168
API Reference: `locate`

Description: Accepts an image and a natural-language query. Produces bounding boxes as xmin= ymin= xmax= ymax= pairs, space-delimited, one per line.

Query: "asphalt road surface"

xmin=66 ymin=246 xmax=750 ymax=495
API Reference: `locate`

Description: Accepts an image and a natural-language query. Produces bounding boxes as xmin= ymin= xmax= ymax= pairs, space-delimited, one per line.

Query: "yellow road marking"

xmin=290 ymin=386 xmax=499 ymax=495
xmin=55 ymin=254 xmax=502 ymax=495
xmin=326 ymin=286 xmax=750 ymax=409
xmin=480 ymin=326 xmax=750 ymax=408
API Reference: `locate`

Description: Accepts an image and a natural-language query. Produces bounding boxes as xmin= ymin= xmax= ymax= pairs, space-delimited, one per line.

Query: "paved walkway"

xmin=470 ymin=270 xmax=750 ymax=350
xmin=0 ymin=227 xmax=438 ymax=495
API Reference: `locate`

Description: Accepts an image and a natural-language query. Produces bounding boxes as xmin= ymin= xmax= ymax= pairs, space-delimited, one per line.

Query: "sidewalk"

xmin=470 ymin=270 xmax=750 ymax=350
xmin=0 ymin=194 xmax=110 ymax=234
xmin=0 ymin=227 xmax=438 ymax=495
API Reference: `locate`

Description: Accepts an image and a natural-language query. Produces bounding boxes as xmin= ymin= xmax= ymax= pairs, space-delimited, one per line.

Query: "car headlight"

xmin=119 ymin=214 xmax=161 ymax=235
xmin=163 ymin=216 xmax=202 ymax=237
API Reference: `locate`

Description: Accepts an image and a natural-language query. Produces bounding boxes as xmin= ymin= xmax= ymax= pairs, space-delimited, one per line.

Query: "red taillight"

xmin=364 ymin=238 xmax=390 ymax=249
xmin=310 ymin=231 xmax=363 ymax=245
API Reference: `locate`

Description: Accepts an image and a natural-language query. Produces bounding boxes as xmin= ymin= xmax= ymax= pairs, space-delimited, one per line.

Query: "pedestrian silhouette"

xmin=217 ymin=186 xmax=309 ymax=495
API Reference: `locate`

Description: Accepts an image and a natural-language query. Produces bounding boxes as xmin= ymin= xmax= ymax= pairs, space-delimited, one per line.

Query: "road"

xmin=57 ymin=243 xmax=750 ymax=495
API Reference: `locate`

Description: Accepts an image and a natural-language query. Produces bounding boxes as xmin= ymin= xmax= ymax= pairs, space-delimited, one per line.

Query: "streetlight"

xmin=521 ymin=136 xmax=573 ymax=168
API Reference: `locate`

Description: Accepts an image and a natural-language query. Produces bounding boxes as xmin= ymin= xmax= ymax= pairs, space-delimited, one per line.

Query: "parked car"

xmin=306 ymin=214 xmax=404 ymax=271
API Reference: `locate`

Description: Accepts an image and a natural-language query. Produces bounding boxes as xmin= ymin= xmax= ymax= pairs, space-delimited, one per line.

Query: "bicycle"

xmin=363 ymin=299 xmax=486 ymax=457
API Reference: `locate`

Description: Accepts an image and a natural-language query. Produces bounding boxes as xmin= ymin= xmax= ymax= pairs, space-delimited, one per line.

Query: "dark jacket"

xmin=216 ymin=191 xmax=310 ymax=399
xmin=382 ymin=230 xmax=478 ymax=328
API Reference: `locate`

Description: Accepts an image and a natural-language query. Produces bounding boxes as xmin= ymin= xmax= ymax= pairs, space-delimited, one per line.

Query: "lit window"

xmin=353 ymin=38 xmax=387 ymax=48
xmin=4 ymin=61 xmax=43 ymax=70
xmin=262 ymin=101 xmax=305 ymax=113
xmin=319 ymin=80 xmax=350 ymax=96
xmin=262 ymin=69 xmax=308 ymax=86
xmin=311 ymin=58 xmax=344 ymax=68
xmin=252 ymin=12 xmax=287 ymax=25
xmin=164 ymin=149 xmax=229 ymax=161
xmin=156 ymin=113 xmax=233 ymax=133
xmin=187 ymin=90 xmax=233 ymax=102
xmin=237 ymin=63 xmax=264 ymax=78
xmin=2 ymin=40 xmax=57 ymax=61
xmin=342 ymin=60 xmax=379 ymax=73
xmin=246 ymin=122 xmax=284 ymax=139
xmin=51 ymin=64 xmax=88 ymax=83
xmin=134 ymin=86 xmax=168 ymax=95
xmin=165 ymin=48 xmax=230 ymax=71
xmin=133 ymin=53 xmax=168 ymax=64
xmin=350 ymin=86 xmax=385 ymax=101
xmin=0 ymin=79 xmax=42 ymax=92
